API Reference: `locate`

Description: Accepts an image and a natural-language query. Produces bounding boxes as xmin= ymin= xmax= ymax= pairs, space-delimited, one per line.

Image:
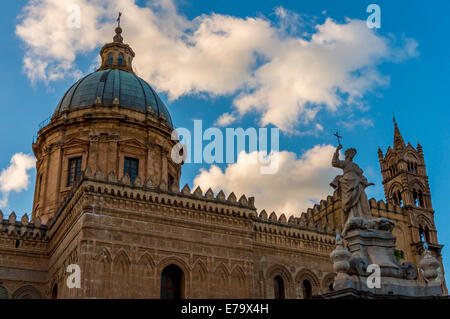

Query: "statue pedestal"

xmin=329 ymin=218 xmax=444 ymax=298
xmin=332 ymin=274 xmax=443 ymax=298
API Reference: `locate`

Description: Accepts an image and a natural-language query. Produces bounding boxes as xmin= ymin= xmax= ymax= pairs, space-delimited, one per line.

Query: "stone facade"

xmin=0 ymin=27 xmax=446 ymax=299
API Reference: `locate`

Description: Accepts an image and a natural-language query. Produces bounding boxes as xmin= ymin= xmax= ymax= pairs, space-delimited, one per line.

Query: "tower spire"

xmin=393 ymin=116 xmax=406 ymax=150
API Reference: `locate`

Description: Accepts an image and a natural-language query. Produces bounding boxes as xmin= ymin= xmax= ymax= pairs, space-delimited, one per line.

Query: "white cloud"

xmin=339 ymin=118 xmax=374 ymax=130
xmin=0 ymin=153 xmax=36 ymax=209
xmin=194 ymin=145 xmax=339 ymax=216
xmin=215 ymin=112 xmax=237 ymax=127
xmin=16 ymin=0 xmax=418 ymax=131
xmin=315 ymin=123 xmax=324 ymax=131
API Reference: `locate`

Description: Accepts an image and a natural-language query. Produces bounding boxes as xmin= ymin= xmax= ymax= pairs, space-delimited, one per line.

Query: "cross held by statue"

xmin=334 ymin=131 xmax=342 ymax=146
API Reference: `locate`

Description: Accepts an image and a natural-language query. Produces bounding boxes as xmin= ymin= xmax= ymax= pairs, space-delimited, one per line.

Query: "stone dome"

xmin=53 ymin=69 xmax=173 ymax=128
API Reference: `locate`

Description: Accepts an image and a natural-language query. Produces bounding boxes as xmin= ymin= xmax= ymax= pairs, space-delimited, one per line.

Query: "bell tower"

xmin=378 ymin=117 xmax=439 ymax=246
xmin=378 ymin=117 xmax=432 ymax=210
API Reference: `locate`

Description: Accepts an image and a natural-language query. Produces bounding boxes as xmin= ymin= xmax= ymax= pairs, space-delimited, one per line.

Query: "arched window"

xmin=419 ymin=225 xmax=425 ymax=242
xmin=118 ymin=54 xmax=124 ymax=66
xmin=107 ymin=53 xmax=113 ymax=66
xmin=413 ymin=189 xmax=419 ymax=206
xmin=425 ymin=226 xmax=431 ymax=243
xmin=392 ymin=193 xmax=398 ymax=205
xmin=51 ymin=284 xmax=58 ymax=299
xmin=302 ymin=279 xmax=312 ymax=299
xmin=396 ymin=190 xmax=403 ymax=206
xmin=418 ymin=190 xmax=425 ymax=207
xmin=160 ymin=265 xmax=184 ymax=299
xmin=273 ymin=275 xmax=285 ymax=299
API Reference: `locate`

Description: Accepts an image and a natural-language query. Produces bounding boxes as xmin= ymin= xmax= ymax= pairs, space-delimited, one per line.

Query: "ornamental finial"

xmin=114 ymin=12 xmax=123 ymax=43
xmin=117 ymin=12 xmax=122 ymax=28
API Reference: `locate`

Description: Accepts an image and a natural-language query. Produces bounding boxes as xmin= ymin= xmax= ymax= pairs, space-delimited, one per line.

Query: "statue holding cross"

xmin=330 ymin=132 xmax=374 ymax=227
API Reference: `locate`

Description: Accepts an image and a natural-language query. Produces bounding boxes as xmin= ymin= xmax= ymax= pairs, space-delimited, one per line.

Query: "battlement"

xmin=253 ymin=189 xmax=406 ymax=238
xmin=0 ymin=210 xmax=48 ymax=241
xmin=39 ymin=167 xmax=258 ymax=232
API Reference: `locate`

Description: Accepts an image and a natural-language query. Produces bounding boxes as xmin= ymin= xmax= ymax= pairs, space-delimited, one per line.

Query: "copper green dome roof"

xmin=53 ymin=69 xmax=173 ymax=128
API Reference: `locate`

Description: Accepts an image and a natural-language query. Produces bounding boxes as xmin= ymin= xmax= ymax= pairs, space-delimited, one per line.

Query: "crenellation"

xmin=193 ymin=186 xmax=203 ymax=197
xmin=259 ymin=210 xmax=267 ymax=220
xmin=238 ymin=195 xmax=248 ymax=206
xmin=227 ymin=192 xmax=237 ymax=203
xmin=8 ymin=212 xmax=16 ymax=224
xmin=288 ymin=215 xmax=295 ymax=224
xmin=181 ymin=184 xmax=190 ymax=195
xmin=269 ymin=211 xmax=277 ymax=222
xmin=216 ymin=190 xmax=226 ymax=201
xmin=205 ymin=188 xmax=214 ymax=199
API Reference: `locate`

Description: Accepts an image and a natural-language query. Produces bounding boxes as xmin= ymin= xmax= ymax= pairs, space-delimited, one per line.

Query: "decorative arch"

xmin=214 ymin=263 xmax=230 ymax=298
xmin=416 ymin=214 xmax=433 ymax=243
xmin=112 ymin=249 xmax=131 ymax=298
xmin=388 ymin=182 xmax=404 ymax=205
xmin=405 ymin=151 xmax=418 ymax=161
xmin=113 ymin=249 xmax=131 ymax=271
xmin=416 ymin=214 xmax=433 ymax=228
xmin=157 ymin=256 xmax=191 ymax=274
xmin=295 ymin=268 xmax=321 ymax=298
xmin=157 ymin=256 xmax=191 ymax=298
xmin=410 ymin=179 xmax=426 ymax=192
xmin=93 ymin=247 xmax=112 ymax=298
xmin=13 ymin=285 xmax=43 ymax=299
xmin=410 ymin=180 xmax=426 ymax=207
xmin=191 ymin=260 xmax=208 ymax=298
xmin=265 ymin=264 xmax=294 ymax=299
xmin=230 ymin=265 xmax=247 ymax=297
xmin=137 ymin=253 xmax=155 ymax=276
xmin=136 ymin=253 xmax=155 ymax=298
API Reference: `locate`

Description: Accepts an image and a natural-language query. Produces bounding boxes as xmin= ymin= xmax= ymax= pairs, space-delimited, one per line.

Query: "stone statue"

xmin=331 ymin=145 xmax=374 ymax=225
xmin=327 ymin=144 xmax=444 ymax=298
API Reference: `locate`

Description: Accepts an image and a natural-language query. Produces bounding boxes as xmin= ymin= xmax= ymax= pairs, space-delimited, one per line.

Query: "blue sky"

xmin=0 ymin=0 xmax=449 ymax=283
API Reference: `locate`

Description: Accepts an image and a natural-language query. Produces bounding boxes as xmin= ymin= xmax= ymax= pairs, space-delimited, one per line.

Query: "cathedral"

xmin=0 ymin=25 xmax=446 ymax=299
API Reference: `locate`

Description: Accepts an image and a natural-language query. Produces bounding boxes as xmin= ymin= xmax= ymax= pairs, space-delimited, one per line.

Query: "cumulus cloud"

xmin=339 ymin=118 xmax=374 ymax=130
xmin=194 ymin=145 xmax=339 ymax=216
xmin=16 ymin=0 xmax=418 ymax=131
xmin=215 ymin=112 xmax=237 ymax=127
xmin=0 ymin=153 xmax=36 ymax=209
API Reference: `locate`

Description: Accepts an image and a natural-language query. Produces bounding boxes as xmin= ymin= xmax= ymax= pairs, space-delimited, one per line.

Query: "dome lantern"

xmin=98 ymin=13 xmax=135 ymax=73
